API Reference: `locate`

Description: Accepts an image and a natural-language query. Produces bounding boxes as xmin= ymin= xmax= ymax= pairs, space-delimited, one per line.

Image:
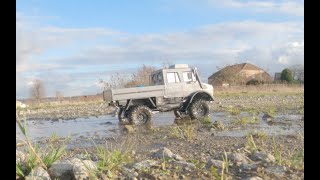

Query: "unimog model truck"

xmin=103 ymin=64 xmax=214 ymax=125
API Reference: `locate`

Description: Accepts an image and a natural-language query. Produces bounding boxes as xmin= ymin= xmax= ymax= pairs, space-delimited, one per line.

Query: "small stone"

xmin=122 ymin=167 xmax=139 ymax=177
xmin=16 ymin=150 xmax=25 ymax=164
xmin=240 ymin=163 xmax=258 ymax=171
xmin=228 ymin=153 xmax=252 ymax=163
xmin=179 ymin=175 xmax=186 ymax=179
xmin=154 ymin=147 xmax=183 ymax=161
xmin=174 ymin=161 xmax=196 ymax=169
xmin=265 ymin=165 xmax=287 ymax=178
xmin=25 ymin=166 xmax=51 ymax=180
xmin=244 ymin=176 xmax=263 ymax=180
xmin=133 ymin=160 xmax=158 ymax=170
xmin=251 ymin=151 xmax=275 ymax=163
xmin=206 ymin=159 xmax=224 ymax=169
xmin=49 ymin=160 xmax=73 ymax=180
xmin=71 ymin=158 xmax=97 ymax=180
xmin=124 ymin=125 xmax=135 ymax=134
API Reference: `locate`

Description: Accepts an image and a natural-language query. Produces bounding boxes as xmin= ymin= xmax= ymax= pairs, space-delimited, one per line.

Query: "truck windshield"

xmin=182 ymin=72 xmax=196 ymax=82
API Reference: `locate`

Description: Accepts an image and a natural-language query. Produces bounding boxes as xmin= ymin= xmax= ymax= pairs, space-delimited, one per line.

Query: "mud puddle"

xmin=16 ymin=111 xmax=303 ymax=143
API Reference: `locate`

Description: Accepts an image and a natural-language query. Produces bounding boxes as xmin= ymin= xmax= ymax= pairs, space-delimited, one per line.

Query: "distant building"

xmin=274 ymin=73 xmax=282 ymax=81
xmin=208 ymin=63 xmax=272 ymax=87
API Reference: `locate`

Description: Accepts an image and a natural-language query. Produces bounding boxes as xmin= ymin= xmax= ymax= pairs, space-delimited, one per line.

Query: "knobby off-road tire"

xmin=188 ymin=99 xmax=210 ymax=120
xmin=128 ymin=105 xmax=152 ymax=125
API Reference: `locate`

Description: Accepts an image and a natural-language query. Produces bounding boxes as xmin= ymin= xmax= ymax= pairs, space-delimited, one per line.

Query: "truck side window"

xmin=167 ymin=72 xmax=180 ymax=83
xmin=183 ymin=72 xmax=196 ymax=82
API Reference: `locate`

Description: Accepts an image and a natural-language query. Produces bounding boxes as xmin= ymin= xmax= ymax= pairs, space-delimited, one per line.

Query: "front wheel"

xmin=128 ymin=105 xmax=152 ymax=125
xmin=188 ymin=99 xmax=210 ymax=120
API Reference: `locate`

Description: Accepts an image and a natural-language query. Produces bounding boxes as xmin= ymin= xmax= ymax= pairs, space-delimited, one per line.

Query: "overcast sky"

xmin=16 ymin=0 xmax=304 ymax=99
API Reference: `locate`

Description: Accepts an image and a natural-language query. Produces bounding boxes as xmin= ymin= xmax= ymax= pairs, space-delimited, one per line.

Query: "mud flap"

xmin=118 ymin=107 xmax=130 ymax=124
xmin=112 ymin=106 xmax=120 ymax=117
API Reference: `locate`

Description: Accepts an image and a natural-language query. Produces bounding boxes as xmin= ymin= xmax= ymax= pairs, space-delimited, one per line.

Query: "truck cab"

xmin=150 ymin=64 xmax=213 ymax=98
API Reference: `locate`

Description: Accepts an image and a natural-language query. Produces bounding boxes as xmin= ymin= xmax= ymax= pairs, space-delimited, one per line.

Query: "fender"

xmin=182 ymin=91 xmax=214 ymax=111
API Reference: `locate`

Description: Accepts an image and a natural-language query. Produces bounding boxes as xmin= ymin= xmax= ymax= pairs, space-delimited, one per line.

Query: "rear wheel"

xmin=128 ymin=105 xmax=152 ymax=125
xmin=188 ymin=99 xmax=210 ymax=120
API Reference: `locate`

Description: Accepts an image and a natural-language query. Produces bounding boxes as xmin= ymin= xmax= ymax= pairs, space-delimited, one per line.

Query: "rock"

xmin=240 ymin=163 xmax=258 ymax=171
xmin=133 ymin=160 xmax=158 ymax=170
xmin=121 ymin=167 xmax=139 ymax=178
xmin=244 ymin=176 xmax=263 ymax=180
xmin=16 ymin=150 xmax=25 ymax=164
xmin=124 ymin=125 xmax=135 ymax=134
xmin=184 ymin=166 xmax=192 ymax=172
xmin=262 ymin=113 xmax=273 ymax=120
xmin=174 ymin=161 xmax=196 ymax=169
xmin=228 ymin=153 xmax=252 ymax=163
xmin=25 ymin=166 xmax=51 ymax=180
xmin=205 ymin=159 xmax=224 ymax=169
xmin=153 ymin=147 xmax=183 ymax=161
xmin=48 ymin=160 xmax=74 ymax=180
xmin=265 ymin=165 xmax=287 ymax=178
xmin=71 ymin=158 xmax=97 ymax=180
xmin=251 ymin=151 xmax=275 ymax=163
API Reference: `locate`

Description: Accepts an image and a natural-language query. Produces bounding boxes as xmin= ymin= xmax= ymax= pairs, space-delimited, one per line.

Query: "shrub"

xmin=281 ymin=68 xmax=294 ymax=83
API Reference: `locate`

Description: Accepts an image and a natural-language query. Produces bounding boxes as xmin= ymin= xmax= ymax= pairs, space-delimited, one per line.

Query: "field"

xmin=16 ymin=84 xmax=304 ymax=179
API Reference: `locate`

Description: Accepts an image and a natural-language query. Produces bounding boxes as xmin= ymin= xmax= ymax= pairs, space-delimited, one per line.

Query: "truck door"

xmin=182 ymin=71 xmax=199 ymax=96
xmin=164 ymin=72 xmax=184 ymax=98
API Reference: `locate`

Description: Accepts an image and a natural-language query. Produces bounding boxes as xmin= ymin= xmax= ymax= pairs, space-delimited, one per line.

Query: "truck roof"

xmin=168 ymin=64 xmax=189 ymax=69
xmin=151 ymin=64 xmax=193 ymax=75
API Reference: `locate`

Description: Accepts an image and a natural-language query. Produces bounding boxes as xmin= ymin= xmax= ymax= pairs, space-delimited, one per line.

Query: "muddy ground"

xmin=16 ymin=93 xmax=304 ymax=179
xmin=21 ymin=93 xmax=304 ymax=121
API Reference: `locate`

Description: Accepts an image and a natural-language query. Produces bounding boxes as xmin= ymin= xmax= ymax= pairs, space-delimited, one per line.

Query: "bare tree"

xmin=98 ymin=64 xmax=157 ymax=90
xmin=55 ymin=91 xmax=64 ymax=103
xmin=127 ymin=65 xmax=156 ymax=87
xmin=289 ymin=64 xmax=304 ymax=82
xmin=98 ymin=72 xmax=131 ymax=90
xmin=30 ymin=79 xmax=45 ymax=103
xmin=162 ymin=59 xmax=175 ymax=68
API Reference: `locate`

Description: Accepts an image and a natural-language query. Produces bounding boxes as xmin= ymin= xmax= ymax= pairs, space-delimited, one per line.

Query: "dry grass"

xmin=214 ymin=84 xmax=304 ymax=95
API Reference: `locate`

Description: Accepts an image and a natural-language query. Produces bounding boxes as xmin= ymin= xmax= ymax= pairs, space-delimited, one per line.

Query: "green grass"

xmin=228 ymin=107 xmax=241 ymax=116
xmin=16 ymin=112 xmax=65 ymax=178
xmin=245 ymin=134 xmax=258 ymax=152
xmin=200 ymin=116 xmax=212 ymax=125
xmin=232 ymin=117 xmax=249 ymax=126
xmin=91 ymin=141 xmax=133 ymax=178
xmin=285 ymin=148 xmax=304 ymax=170
xmin=221 ymin=150 xmax=229 ymax=173
xmin=298 ymin=108 xmax=304 ymax=115
xmin=16 ymin=164 xmax=25 ymax=177
xmin=191 ymin=159 xmax=205 ymax=170
xmin=170 ymin=124 xmax=196 ymax=140
xmin=263 ymin=106 xmax=277 ymax=118
xmin=41 ymin=145 xmax=66 ymax=168
xmin=209 ymin=165 xmax=220 ymax=180
xmin=249 ymin=130 xmax=268 ymax=141
xmin=272 ymin=137 xmax=283 ymax=165
xmin=211 ymin=121 xmax=225 ymax=131
xmin=232 ymin=116 xmax=260 ymax=126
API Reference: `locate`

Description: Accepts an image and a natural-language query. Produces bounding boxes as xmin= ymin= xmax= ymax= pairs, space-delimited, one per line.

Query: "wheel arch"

xmin=182 ymin=91 xmax=214 ymax=111
xmin=130 ymin=98 xmax=157 ymax=109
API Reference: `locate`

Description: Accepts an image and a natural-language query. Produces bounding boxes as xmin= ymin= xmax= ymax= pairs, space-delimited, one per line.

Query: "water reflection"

xmin=16 ymin=111 xmax=303 ymax=142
